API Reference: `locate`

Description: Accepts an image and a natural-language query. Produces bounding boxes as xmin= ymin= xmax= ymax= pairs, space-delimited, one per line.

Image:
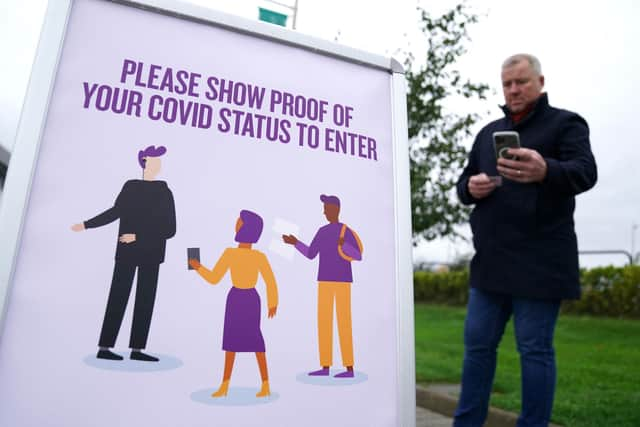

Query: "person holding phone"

xmin=189 ymin=210 xmax=278 ymax=398
xmin=454 ymin=54 xmax=597 ymax=427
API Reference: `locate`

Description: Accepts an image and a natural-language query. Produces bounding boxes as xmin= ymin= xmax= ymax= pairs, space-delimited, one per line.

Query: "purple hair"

xmin=138 ymin=145 xmax=167 ymax=168
xmin=234 ymin=210 xmax=264 ymax=244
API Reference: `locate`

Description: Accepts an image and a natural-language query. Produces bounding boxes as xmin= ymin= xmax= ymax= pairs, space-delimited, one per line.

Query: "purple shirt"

xmin=295 ymin=222 xmax=362 ymax=282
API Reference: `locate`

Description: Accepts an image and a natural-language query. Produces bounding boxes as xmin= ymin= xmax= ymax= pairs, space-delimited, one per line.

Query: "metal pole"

xmin=579 ymin=250 xmax=634 ymax=265
xmin=292 ymin=0 xmax=298 ymax=30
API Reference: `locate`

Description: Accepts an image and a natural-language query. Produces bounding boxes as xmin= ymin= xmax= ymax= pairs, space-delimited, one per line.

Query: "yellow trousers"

xmin=317 ymin=281 xmax=354 ymax=367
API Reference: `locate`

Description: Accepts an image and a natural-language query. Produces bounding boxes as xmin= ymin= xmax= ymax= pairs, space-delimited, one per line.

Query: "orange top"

xmin=196 ymin=247 xmax=278 ymax=309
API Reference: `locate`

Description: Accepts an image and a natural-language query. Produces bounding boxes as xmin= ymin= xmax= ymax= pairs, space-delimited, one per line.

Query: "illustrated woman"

xmin=189 ymin=210 xmax=278 ymax=398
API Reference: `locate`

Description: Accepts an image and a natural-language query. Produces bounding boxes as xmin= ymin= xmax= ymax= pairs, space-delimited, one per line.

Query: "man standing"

xmin=454 ymin=54 xmax=597 ymax=426
xmin=72 ymin=145 xmax=176 ymax=362
xmin=283 ymin=194 xmax=363 ymax=378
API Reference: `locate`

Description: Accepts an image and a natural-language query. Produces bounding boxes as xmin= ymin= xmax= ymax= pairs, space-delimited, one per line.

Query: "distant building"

xmin=434 ymin=264 xmax=450 ymax=273
xmin=0 ymin=143 xmax=9 ymax=195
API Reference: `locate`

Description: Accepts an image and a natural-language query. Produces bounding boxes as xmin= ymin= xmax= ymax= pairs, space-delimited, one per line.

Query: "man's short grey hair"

xmin=502 ymin=54 xmax=542 ymax=75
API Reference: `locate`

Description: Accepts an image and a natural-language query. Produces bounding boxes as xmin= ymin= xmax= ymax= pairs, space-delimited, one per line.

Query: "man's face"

xmin=144 ymin=156 xmax=162 ymax=178
xmin=501 ymin=60 xmax=544 ymax=113
xmin=323 ymin=203 xmax=340 ymax=222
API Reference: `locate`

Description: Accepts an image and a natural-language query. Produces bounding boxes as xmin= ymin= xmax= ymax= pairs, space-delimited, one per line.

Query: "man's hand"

xmin=268 ymin=306 xmax=277 ymax=318
xmin=282 ymin=234 xmax=298 ymax=245
xmin=468 ymin=173 xmax=498 ymax=199
xmin=188 ymin=258 xmax=201 ymax=270
xmin=497 ymin=148 xmax=547 ymax=183
xmin=119 ymin=234 xmax=136 ymax=244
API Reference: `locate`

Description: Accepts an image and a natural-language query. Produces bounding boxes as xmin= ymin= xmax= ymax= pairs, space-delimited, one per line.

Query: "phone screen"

xmin=493 ymin=132 xmax=521 ymax=160
xmin=187 ymin=247 xmax=200 ymax=270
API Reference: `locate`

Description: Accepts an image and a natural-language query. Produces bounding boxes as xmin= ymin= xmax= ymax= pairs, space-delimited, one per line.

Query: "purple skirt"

xmin=222 ymin=287 xmax=265 ymax=352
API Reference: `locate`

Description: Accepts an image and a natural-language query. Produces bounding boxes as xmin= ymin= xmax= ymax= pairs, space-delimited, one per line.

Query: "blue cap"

xmin=320 ymin=194 xmax=340 ymax=207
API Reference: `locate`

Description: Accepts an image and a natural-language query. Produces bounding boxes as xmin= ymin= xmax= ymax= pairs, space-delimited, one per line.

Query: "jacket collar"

xmin=500 ymin=93 xmax=549 ymax=128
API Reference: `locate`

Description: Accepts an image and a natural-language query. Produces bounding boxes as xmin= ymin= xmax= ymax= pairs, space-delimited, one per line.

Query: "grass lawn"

xmin=415 ymin=303 xmax=640 ymax=427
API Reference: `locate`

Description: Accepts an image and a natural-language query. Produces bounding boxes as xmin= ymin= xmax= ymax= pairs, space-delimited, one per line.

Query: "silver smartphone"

xmin=493 ymin=131 xmax=521 ymax=160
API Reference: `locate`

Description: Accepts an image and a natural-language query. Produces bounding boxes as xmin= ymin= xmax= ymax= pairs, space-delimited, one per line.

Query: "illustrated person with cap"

xmin=282 ymin=194 xmax=363 ymax=378
xmin=71 ymin=145 xmax=176 ymax=362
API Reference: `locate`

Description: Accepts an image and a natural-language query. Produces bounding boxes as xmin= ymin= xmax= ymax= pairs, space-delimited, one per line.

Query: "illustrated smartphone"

xmin=493 ymin=131 xmax=521 ymax=160
xmin=187 ymin=247 xmax=200 ymax=270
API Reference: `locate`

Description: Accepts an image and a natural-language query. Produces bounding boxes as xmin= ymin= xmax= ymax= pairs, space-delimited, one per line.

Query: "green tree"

xmin=405 ymin=4 xmax=490 ymax=242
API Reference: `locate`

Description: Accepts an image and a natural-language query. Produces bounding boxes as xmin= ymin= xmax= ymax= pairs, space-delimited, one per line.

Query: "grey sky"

xmin=1 ymin=0 xmax=638 ymax=267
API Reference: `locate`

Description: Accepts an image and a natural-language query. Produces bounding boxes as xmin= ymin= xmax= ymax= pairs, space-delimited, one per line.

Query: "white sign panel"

xmin=0 ymin=0 xmax=414 ymax=425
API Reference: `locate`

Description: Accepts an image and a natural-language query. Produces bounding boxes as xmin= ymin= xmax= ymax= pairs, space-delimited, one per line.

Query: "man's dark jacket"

xmin=85 ymin=180 xmax=176 ymax=265
xmin=456 ymin=94 xmax=597 ymax=300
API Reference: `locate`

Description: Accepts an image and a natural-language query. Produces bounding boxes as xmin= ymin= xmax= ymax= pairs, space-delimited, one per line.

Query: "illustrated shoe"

xmin=308 ymin=367 xmax=330 ymax=376
xmin=211 ymin=380 xmax=230 ymax=398
xmin=256 ymin=380 xmax=271 ymax=398
xmin=130 ymin=351 xmax=159 ymax=362
xmin=97 ymin=349 xmax=123 ymax=360
xmin=334 ymin=370 xmax=355 ymax=378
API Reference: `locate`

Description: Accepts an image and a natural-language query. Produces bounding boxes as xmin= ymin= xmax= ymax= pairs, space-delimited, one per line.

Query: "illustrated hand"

xmin=268 ymin=306 xmax=277 ymax=318
xmin=497 ymin=148 xmax=547 ymax=183
xmin=282 ymin=234 xmax=298 ymax=245
xmin=119 ymin=234 xmax=136 ymax=244
xmin=188 ymin=258 xmax=201 ymax=270
xmin=71 ymin=223 xmax=85 ymax=232
xmin=468 ymin=173 xmax=497 ymax=199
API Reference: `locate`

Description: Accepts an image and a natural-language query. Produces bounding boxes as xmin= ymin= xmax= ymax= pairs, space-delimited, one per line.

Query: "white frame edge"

xmin=0 ymin=1 xmax=415 ymax=424
xmin=0 ymin=0 xmax=74 ymax=338
xmin=391 ymin=70 xmax=415 ymax=426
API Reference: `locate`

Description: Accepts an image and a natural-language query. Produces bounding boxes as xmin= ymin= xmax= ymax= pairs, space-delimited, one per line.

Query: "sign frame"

xmin=0 ymin=1 xmax=414 ymax=425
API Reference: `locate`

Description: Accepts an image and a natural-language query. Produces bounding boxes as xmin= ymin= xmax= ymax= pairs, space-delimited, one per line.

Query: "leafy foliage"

xmin=405 ymin=4 xmax=490 ymax=242
xmin=563 ymin=265 xmax=640 ymax=317
xmin=414 ymin=265 xmax=640 ymax=318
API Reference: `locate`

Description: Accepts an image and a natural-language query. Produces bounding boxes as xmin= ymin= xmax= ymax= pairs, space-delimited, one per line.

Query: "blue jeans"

xmin=453 ymin=287 xmax=561 ymax=427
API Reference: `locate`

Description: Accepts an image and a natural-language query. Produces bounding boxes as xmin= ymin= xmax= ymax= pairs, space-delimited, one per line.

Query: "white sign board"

xmin=0 ymin=0 xmax=414 ymax=425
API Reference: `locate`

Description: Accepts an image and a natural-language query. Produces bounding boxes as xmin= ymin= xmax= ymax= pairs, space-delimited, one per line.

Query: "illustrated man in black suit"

xmin=72 ymin=145 xmax=176 ymax=362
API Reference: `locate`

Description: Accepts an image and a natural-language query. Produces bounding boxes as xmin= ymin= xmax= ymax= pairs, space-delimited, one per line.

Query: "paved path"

xmin=417 ymin=406 xmax=452 ymax=427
